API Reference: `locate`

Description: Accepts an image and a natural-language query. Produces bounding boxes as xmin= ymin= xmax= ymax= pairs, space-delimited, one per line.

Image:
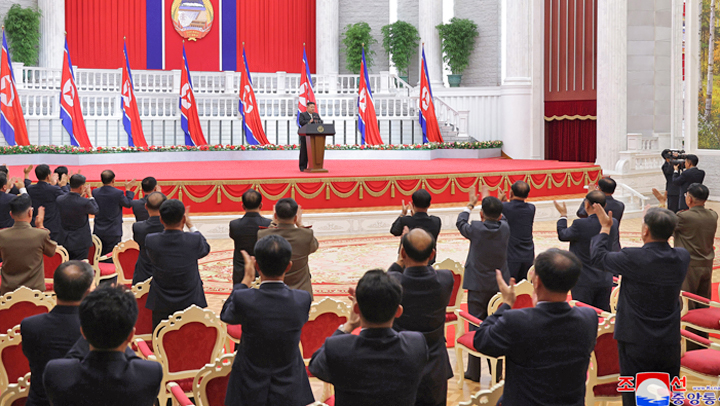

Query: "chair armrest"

xmin=455 ymin=309 xmax=482 ymax=327
xmin=569 ymin=300 xmax=612 ymax=317
xmin=167 ymin=382 xmax=195 ymax=406
xmin=681 ymin=291 xmax=713 ymax=306
xmin=135 ymin=338 xmax=156 ymax=360
xmin=98 ymin=253 xmax=112 ymax=262
xmin=681 ymin=328 xmax=711 ymax=348
xmin=612 ymin=276 xmax=619 ymax=284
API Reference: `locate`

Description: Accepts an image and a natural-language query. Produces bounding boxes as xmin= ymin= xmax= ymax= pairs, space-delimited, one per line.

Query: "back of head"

xmin=534 ymin=249 xmax=582 ymax=293
xmin=146 ymin=192 xmax=167 ymax=212
xmin=35 ymin=164 xmax=51 ymax=181
xmin=687 ymin=183 xmax=709 ymax=201
xmin=242 ymin=189 xmax=262 ymax=210
xmin=54 ymin=166 xmax=69 ymax=178
xmin=511 ymin=181 xmax=530 ymax=199
xmin=275 ymin=198 xmax=298 ymax=220
xmin=0 ymin=165 xmax=8 ymax=175
xmin=661 ymin=149 xmax=673 ymax=160
xmin=69 ymin=174 xmax=86 ymax=190
xmin=159 ymin=199 xmax=185 ymax=226
xmin=0 ymin=174 xmax=7 ymax=189
xmin=644 ymin=207 xmax=678 ymax=240
xmin=100 ymin=170 xmax=115 ymax=185
xmin=54 ymin=261 xmax=95 ymax=302
xmin=481 ymin=196 xmax=503 ymax=220
xmin=401 ymin=228 xmax=435 ymax=262
xmin=686 ymin=154 xmax=699 ymax=166
xmin=254 ymin=235 xmax=292 ymax=277
xmin=141 ymin=177 xmax=157 ymax=193
xmin=79 ymin=286 xmax=138 ymax=350
xmin=411 ymin=189 xmax=432 ymax=209
xmin=598 ymin=177 xmax=617 ymax=194
xmin=355 ymin=269 xmax=403 ymax=324
xmin=586 ymin=190 xmax=606 ymax=207
xmin=10 ymin=194 xmax=32 ymax=216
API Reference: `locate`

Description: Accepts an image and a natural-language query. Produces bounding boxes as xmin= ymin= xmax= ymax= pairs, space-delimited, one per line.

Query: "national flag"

xmin=419 ymin=45 xmax=443 ymax=143
xmin=121 ymin=41 xmax=148 ymax=147
xmin=179 ymin=43 xmax=207 ymax=146
xmin=296 ymin=45 xmax=316 ymax=127
xmin=60 ymin=39 xmax=92 ymax=149
xmin=0 ymin=29 xmax=29 ymax=146
xmin=239 ymin=47 xmax=270 ymax=145
xmin=357 ymin=47 xmax=382 ymax=145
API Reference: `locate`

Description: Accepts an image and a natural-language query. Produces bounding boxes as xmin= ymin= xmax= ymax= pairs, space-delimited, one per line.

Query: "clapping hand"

xmin=553 ymin=200 xmax=567 ymax=217
xmin=496 ymin=269 xmax=516 ymax=307
xmin=593 ymin=203 xmax=613 ymax=233
xmin=23 ymin=165 xmax=32 ymax=178
xmin=50 ymin=173 xmax=59 ymax=186
xmin=498 ymin=189 xmax=507 ymax=202
xmin=82 ymin=184 xmax=92 ymax=197
xmin=240 ymin=250 xmax=257 ymax=287
xmin=124 ymin=179 xmax=138 ymax=190
xmin=652 ymin=188 xmax=667 ymax=206
xmin=401 ymin=200 xmax=410 ymax=216
xmin=36 ymin=206 xmax=45 ymax=229
xmin=184 ymin=206 xmax=194 ymax=229
xmin=295 ymin=206 xmax=304 ymax=227
xmin=468 ymin=186 xmax=479 ymax=207
xmin=343 ymin=287 xmax=362 ymax=333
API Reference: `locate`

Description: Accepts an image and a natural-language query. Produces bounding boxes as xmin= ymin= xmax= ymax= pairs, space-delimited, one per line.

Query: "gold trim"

xmin=544 ymin=115 xmax=597 ymax=121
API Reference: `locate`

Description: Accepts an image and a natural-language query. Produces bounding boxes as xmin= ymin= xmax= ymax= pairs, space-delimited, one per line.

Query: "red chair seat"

xmin=682 ymin=308 xmax=720 ymax=330
xmin=98 ymin=262 xmax=115 ymax=276
xmin=227 ymin=324 xmax=242 ymax=340
xmin=456 ymin=331 xmax=477 ymax=351
xmin=593 ymin=382 xmax=620 ymax=397
xmin=445 ymin=312 xmax=457 ymax=322
xmin=682 ymin=349 xmax=720 ymax=376
xmin=45 ymin=282 xmax=53 ymax=291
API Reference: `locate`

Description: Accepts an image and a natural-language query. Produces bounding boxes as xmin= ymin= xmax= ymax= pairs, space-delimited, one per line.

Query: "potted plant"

xmin=4 ymin=4 xmax=41 ymax=66
xmin=436 ymin=17 xmax=479 ymax=87
xmin=341 ymin=22 xmax=377 ymax=74
xmin=381 ymin=20 xmax=420 ymax=82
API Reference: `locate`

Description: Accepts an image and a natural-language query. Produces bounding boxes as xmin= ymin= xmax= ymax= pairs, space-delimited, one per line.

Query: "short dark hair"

xmin=100 ymin=170 xmax=115 ymax=185
xmin=54 ymin=261 xmax=94 ymax=302
xmin=534 ymin=249 xmax=582 ymax=293
xmin=586 ymin=190 xmax=606 ymax=207
xmin=69 ymin=174 xmax=86 ymax=190
xmin=644 ymin=207 xmax=678 ymax=240
xmin=0 ymin=174 xmax=8 ymax=189
xmin=275 ymin=198 xmax=298 ymax=220
xmin=254 ymin=235 xmax=292 ymax=277
xmin=242 ymin=189 xmax=263 ymax=210
xmin=511 ymin=181 xmax=530 ymax=198
xmin=0 ymin=165 xmax=8 ymax=175
xmin=481 ymin=196 xmax=503 ymax=220
xmin=159 ymin=199 xmax=185 ymax=226
xmin=54 ymin=166 xmax=69 ymax=177
xmin=307 ymin=101 xmax=316 ymax=106
xmin=661 ymin=149 xmax=673 ymax=159
xmin=401 ymin=229 xmax=435 ymax=262
xmin=411 ymin=189 xmax=432 ymax=209
xmin=35 ymin=164 xmax=51 ymax=181
xmin=146 ymin=192 xmax=167 ymax=211
xmin=687 ymin=183 xmax=709 ymax=201
xmin=686 ymin=154 xmax=699 ymax=166
xmin=355 ymin=270 xmax=402 ymax=324
xmin=598 ymin=177 xmax=617 ymax=194
xmin=79 ymin=286 xmax=137 ymax=350
xmin=141 ymin=177 xmax=157 ymax=193
xmin=9 ymin=194 xmax=32 ymax=216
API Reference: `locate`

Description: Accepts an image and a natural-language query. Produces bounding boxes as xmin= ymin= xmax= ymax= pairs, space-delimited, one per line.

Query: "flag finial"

xmin=124 ymin=36 xmax=126 ymax=40
xmin=303 ymin=42 xmax=306 ymax=46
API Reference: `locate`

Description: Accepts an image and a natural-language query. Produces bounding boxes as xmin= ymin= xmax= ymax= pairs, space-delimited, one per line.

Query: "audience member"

xmin=56 ymin=174 xmax=98 ymax=260
xmin=390 ymin=189 xmax=442 ymax=264
xmin=577 ymin=177 xmax=625 ymax=231
xmin=309 ymin=270 xmax=429 ymax=406
xmin=131 ymin=192 xmax=166 ymax=284
xmin=221 ymin=235 xmax=315 ymax=406
xmin=145 ymin=199 xmax=209 ymax=330
xmin=92 ymin=170 xmax=137 ymax=257
xmin=131 ymin=177 xmax=160 ymax=221
xmin=27 ymin=164 xmax=68 ymax=241
xmin=43 ymin=286 xmax=163 ymax=406
xmin=53 ymin=166 xmax=70 ymax=192
xmin=555 ymin=190 xmax=618 ymax=311
xmin=473 ymin=250 xmax=598 ymax=406
xmin=0 ymin=164 xmax=32 ymax=195
xmin=498 ymin=181 xmax=536 ymax=281
xmin=591 ymin=207 xmax=689 ymax=406
xmin=258 ymin=197 xmax=318 ymax=299
xmin=388 ymin=229 xmax=453 ymax=406
xmin=0 ymin=174 xmax=27 ymax=228
xmin=0 ymin=194 xmax=57 ymax=294
xmin=229 ymin=189 xmax=271 ymax=284
xmin=21 ymin=261 xmax=94 ymax=406
xmin=661 ymin=149 xmax=681 ymax=212
xmin=672 ymin=154 xmax=705 ymax=211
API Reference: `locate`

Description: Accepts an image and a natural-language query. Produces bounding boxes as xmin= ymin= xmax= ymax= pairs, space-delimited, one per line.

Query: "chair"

xmin=224 ymin=277 xmax=262 ymax=350
xmin=112 ymin=240 xmax=140 ymax=286
xmin=130 ymin=278 xmax=153 ymax=354
xmin=585 ymin=316 xmax=621 ymax=406
xmin=569 ymin=300 xmax=613 ymax=320
xmin=88 ymin=235 xmax=116 ymax=285
xmin=0 ymin=372 xmax=30 ymax=406
xmin=487 ymin=279 xmax=535 ymax=316
xmin=459 ymin=380 xmax=504 ymax=406
xmin=43 ymin=245 xmax=69 ymax=291
xmin=0 ymin=286 xmax=55 ymax=337
xmin=0 ymin=326 xmax=28 ymax=394
xmin=680 ymin=329 xmax=720 ymax=388
xmin=609 ymin=276 xmax=621 ymax=314
xmin=167 ymin=353 xmax=235 ymax=406
xmin=135 ymin=305 xmax=227 ymax=406
xmin=680 ymin=290 xmax=720 ymax=343
xmin=453 ymin=309 xmax=504 ymax=388
xmin=432 ymin=258 xmax=464 ymax=344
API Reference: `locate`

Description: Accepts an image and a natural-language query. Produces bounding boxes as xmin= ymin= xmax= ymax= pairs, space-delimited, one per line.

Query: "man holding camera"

xmin=672 ymin=154 xmax=705 ymax=211
xmin=661 ymin=150 xmax=682 ymax=213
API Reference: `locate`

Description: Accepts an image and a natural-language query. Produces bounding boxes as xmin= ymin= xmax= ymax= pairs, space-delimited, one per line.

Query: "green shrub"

xmin=436 ymin=17 xmax=479 ymax=74
xmin=342 ymin=22 xmax=377 ymax=74
xmin=381 ymin=20 xmax=420 ymax=77
xmin=3 ymin=4 xmax=41 ymax=66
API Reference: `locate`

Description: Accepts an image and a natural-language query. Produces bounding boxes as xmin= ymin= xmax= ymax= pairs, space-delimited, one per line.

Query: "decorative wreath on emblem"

xmin=171 ymin=0 xmax=214 ymax=41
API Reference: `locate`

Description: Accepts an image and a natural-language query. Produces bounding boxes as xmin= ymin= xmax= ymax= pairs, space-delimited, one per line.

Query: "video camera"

xmin=661 ymin=149 xmax=687 ymax=170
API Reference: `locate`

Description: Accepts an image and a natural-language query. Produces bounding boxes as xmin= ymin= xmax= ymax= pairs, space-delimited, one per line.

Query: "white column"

xmin=670 ymin=0 xmax=684 ymax=149
xmin=685 ymin=0 xmax=700 ymax=152
xmin=315 ymin=0 xmax=339 ymax=77
xmin=38 ymin=0 xmax=65 ymax=69
xmin=501 ymin=0 xmax=531 ymax=84
xmin=419 ymin=0 xmax=443 ymax=86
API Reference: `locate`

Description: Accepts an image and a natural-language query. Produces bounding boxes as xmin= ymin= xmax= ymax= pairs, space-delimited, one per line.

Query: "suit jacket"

xmin=0 ymin=191 xmax=15 ymax=229
xmin=258 ymin=224 xmax=318 ymax=299
xmin=131 ymin=216 xmax=164 ymax=284
xmin=576 ymin=195 xmax=625 ymax=225
xmin=674 ymin=206 xmax=718 ymax=267
xmin=298 ymin=111 xmax=323 ymax=127
xmin=92 ymin=185 xmax=134 ymax=237
xmin=56 ymin=193 xmax=99 ymax=251
xmin=221 ymin=282 xmax=314 ymax=406
xmin=388 ymin=264 xmax=454 ymax=405
xmin=662 ymin=162 xmax=680 ymax=196
xmin=21 ymin=306 xmax=82 ymax=406
xmin=44 ymin=350 xmax=162 ymax=406
xmin=389 ymin=212 xmax=442 ymax=241
xmin=502 ymin=200 xmax=536 ymax=262
xmin=8 ymin=179 xmax=32 ymax=195
xmin=0 ymin=222 xmax=57 ymax=294
xmin=229 ymin=212 xmax=272 ymax=284
xmin=131 ymin=196 xmax=149 ymax=222
xmin=456 ymin=210 xmax=510 ymax=291
xmin=64 ymin=336 xmax=136 ymax=361
xmin=591 ymin=233 xmax=689 ymax=345
xmin=145 ymin=229 xmax=210 ymax=312
xmin=27 ymin=181 xmax=68 ymax=241
xmin=557 ymin=215 xmax=618 ymax=288
xmin=474 ymin=302 xmax=597 ymax=406
xmin=309 ymin=328 xmax=428 ymax=406
xmin=673 ymin=167 xmax=706 ymax=210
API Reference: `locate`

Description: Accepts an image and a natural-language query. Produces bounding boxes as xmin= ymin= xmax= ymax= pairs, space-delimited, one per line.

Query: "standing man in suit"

xmin=298 ymin=101 xmax=322 ymax=172
xmin=0 ymin=175 xmax=27 ymax=229
xmin=473 ymin=250 xmax=598 ymax=406
xmin=591 ymin=207 xmax=689 ymax=406
xmin=145 ymin=199 xmax=210 ymax=330
xmin=131 ymin=177 xmax=160 ymax=222
xmin=258 ymin=198 xmax=318 ymax=299
xmin=221 ymin=235 xmax=315 ymax=406
xmin=0 ymin=164 xmax=32 ymax=195
xmin=555 ymin=190 xmax=618 ymax=311
xmin=388 ymin=229 xmax=453 ymax=406
xmin=53 ymin=166 xmax=70 ymax=191
xmin=44 ymin=286 xmax=163 ymax=406
xmin=661 ymin=150 xmax=682 ymax=213
xmin=56 ymin=175 xmax=99 ymax=260
xmin=576 ymin=177 xmax=625 ymax=226
xmin=390 ymin=189 xmax=442 ymax=264
xmin=131 ymin=192 xmax=166 ymax=284
xmin=309 ymin=270 xmax=429 ymax=406
xmin=672 ymin=154 xmax=705 ymax=211
xmin=498 ymin=181 xmax=536 ymax=281
xmin=27 ymin=164 xmax=68 ymax=242
xmin=456 ymin=189 xmax=510 ymax=382
xmin=0 ymin=195 xmax=57 ymax=294
xmin=21 ymin=261 xmax=94 ymax=406
xmin=93 ymin=170 xmax=137 ymax=257
xmin=229 ymin=189 xmax=272 ymax=284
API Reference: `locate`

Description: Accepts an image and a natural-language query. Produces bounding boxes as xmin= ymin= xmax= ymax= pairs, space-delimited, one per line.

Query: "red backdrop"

xmin=163 ymin=0 xmax=221 ymax=71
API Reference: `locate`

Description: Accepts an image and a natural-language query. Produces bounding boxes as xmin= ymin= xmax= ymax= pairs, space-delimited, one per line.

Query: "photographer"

xmin=661 ymin=149 xmax=682 ymax=212
xmin=672 ymin=154 xmax=705 ymax=211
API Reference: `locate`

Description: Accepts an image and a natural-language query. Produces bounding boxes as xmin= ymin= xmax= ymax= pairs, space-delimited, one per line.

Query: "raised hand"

xmin=344 ymin=286 xmax=362 ymax=332
xmin=240 ymin=250 xmax=256 ymax=286
xmin=481 ymin=184 xmax=490 ymax=199
xmin=23 ymin=165 xmax=33 ymax=177
xmin=50 ymin=173 xmax=59 ymax=185
xmin=36 ymin=206 xmax=45 ymax=229
xmin=651 ymin=188 xmax=667 ymax=206
xmin=468 ymin=186 xmax=479 ymax=207
xmin=184 ymin=206 xmax=194 ymax=229
xmin=82 ymin=184 xmax=92 ymax=197
xmin=295 ymin=206 xmax=304 ymax=227
xmin=58 ymin=173 xmax=68 ymax=187
xmin=401 ymin=200 xmax=409 ymax=216
xmin=498 ymin=189 xmax=507 ymax=202
xmin=593 ymin=203 xmax=614 ymax=230
xmin=124 ymin=179 xmax=138 ymax=190
xmin=553 ymin=200 xmax=567 ymax=217
xmin=496 ymin=269 xmax=516 ymax=307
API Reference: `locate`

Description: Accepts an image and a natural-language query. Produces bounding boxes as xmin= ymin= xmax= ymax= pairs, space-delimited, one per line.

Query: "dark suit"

xmin=577 ymin=195 xmax=625 ymax=227
xmin=0 ymin=191 xmax=15 ymax=229
xmin=662 ymin=162 xmax=681 ymax=212
xmin=65 ymin=336 xmax=136 ymax=360
xmin=298 ymin=111 xmax=322 ymax=171
xmin=502 ymin=200 xmax=536 ymax=280
xmin=390 ymin=212 xmax=442 ymax=265
xmin=145 ymin=229 xmax=210 ymax=329
xmin=672 ymin=167 xmax=705 ymax=211
xmin=229 ymin=212 xmax=272 ymax=284
xmin=8 ymin=179 xmax=32 ymax=195
xmin=131 ymin=196 xmax=149 ymax=222
xmin=56 ymin=193 xmax=99 ymax=260
xmin=590 ymin=233 xmax=689 ymax=406
xmin=92 ymin=185 xmax=134 ymax=256
xmin=20 ymin=306 xmax=82 ymax=406
xmin=309 ymin=328 xmax=429 ymax=406
xmin=221 ymin=282 xmax=314 ymax=406
xmin=473 ymin=302 xmax=598 ymax=406
xmin=27 ymin=181 xmax=68 ymax=242
xmin=131 ymin=216 xmax=164 ymax=284
xmin=44 ymin=350 xmax=162 ymax=406
xmin=388 ymin=264 xmax=454 ymax=406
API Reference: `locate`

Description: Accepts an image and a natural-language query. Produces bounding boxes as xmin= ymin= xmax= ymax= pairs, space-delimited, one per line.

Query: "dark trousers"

xmin=299 ymin=135 xmax=308 ymax=171
xmin=67 ymin=247 xmax=89 ymax=261
xmin=507 ymin=261 xmax=533 ymax=281
xmin=571 ymin=285 xmax=612 ymax=312
xmin=618 ymin=341 xmax=680 ymax=406
xmin=667 ymin=194 xmax=679 ymax=213
xmin=466 ymin=290 xmax=503 ymax=382
xmin=152 ymin=310 xmax=174 ymax=333
xmin=95 ymin=234 xmax=121 ymax=261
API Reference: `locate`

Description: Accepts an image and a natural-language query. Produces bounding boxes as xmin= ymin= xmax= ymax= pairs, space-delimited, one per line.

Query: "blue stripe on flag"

xmin=60 ymin=107 xmax=78 ymax=147
xmin=0 ymin=115 xmax=17 ymax=146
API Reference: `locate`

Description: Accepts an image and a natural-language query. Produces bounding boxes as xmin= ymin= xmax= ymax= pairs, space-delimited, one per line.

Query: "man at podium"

xmin=298 ymin=102 xmax=323 ymax=172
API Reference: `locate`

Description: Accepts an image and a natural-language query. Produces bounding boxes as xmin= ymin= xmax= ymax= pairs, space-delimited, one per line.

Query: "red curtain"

xmin=545 ymin=100 xmax=596 ymax=163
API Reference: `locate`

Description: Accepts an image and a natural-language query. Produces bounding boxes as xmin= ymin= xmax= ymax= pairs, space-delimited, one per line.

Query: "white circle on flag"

xmin=62 ymin=79 xmax=75 ymax=107
xmin=298 ymin=83 xmax=307 ymax=107
xmin=422 ymin=87 xmax=430 ymax=110
xmin=0 ymin=75 xmax=14 ymax=107
xmin=359 ymin=88 xmax=367 ymax=112
xmin=122 ymin=80 xmax=132 ymax=106
xmin=181 ymin=83 xmax=192 ymax=110
xmin=242 ymin=85 xmax=254 ymax=114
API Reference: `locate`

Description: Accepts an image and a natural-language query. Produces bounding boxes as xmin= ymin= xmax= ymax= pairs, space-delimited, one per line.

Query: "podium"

xmin=298 ymin=123 xmax=334 ymax=173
